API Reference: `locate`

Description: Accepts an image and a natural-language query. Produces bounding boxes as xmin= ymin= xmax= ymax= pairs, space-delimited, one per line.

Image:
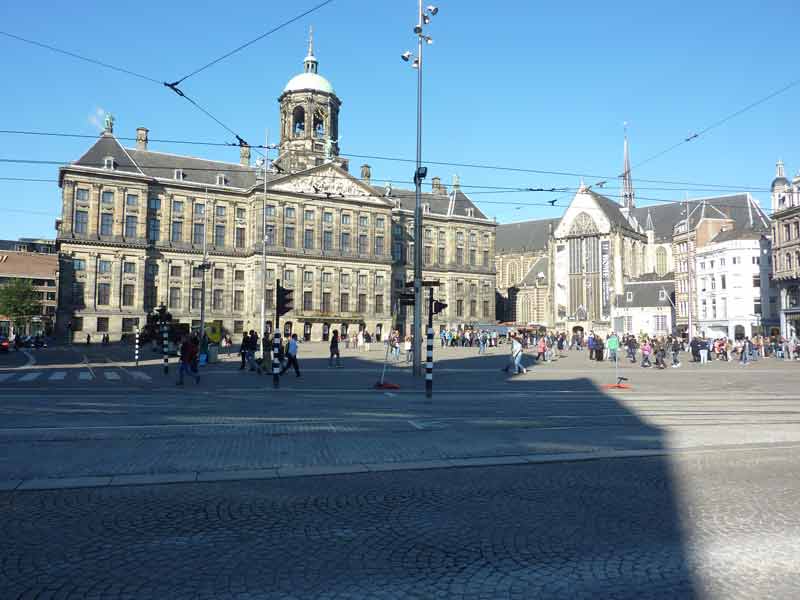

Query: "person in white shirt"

xmin=280 ymin=333 xmax=301 ymax=377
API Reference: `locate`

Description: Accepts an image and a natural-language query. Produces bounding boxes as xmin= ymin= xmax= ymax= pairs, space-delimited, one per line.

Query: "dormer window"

xmin=103 ymin=156 xmax=116 ymax=170
xmin=216 ymin=174 xmax=227 ymax=186
xmin=174 ymin=169 xmax=185 ymax=181
xmin=422 ymin=203 xmax=430 ymax=214
xmin=466 ymin=207 xmax=475 ymax=217
xmin=626 ymin=291 xmax=633 ymax=302
xmin=659 ymin=290 xmax=667 ymax=301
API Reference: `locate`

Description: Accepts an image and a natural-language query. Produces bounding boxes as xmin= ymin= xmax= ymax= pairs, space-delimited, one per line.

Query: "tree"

xmin=0 ymin=279 xmax=42 ymax=331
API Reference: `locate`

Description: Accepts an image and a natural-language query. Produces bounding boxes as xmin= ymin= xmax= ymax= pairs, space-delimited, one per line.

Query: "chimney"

xmin=432 ymin=176 xmax=446 ymax=194
xmin=360 ymin=163 xmax=371 ymax=185
xmin=136 ymin=127 xmax=149 ymax=151
xmin=452 ymin=174 xmax=461 ymax=192
xmin=240 ymin=143 xmax=251 ymax=167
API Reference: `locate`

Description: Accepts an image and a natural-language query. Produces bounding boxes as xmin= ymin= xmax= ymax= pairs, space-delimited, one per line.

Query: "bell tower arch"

xmin=277 ymin=28 xmax=345 ymax=173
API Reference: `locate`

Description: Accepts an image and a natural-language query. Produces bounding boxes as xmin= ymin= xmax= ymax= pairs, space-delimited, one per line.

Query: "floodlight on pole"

xmin=400 ymin=0 xmax=439 ymax=377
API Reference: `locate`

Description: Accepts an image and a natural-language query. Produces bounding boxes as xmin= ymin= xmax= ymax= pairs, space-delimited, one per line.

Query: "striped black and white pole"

xmin=134 ymin=326 xmax=140 ymax=368
xmin=161 ymin=323 xmax=169 ymax=375
xmin=272 ymin=331 xmax=281 ymax=389
xmin=425 ymin=286 xmax=434 ymax=398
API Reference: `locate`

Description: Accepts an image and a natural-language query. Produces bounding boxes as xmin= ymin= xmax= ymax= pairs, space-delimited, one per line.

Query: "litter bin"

xmin=207 ymin=344 xmax=219 ymax=364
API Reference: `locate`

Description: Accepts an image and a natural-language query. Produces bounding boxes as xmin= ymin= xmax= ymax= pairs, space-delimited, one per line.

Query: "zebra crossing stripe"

xmin=130 ymin=371 xmax=152 ymax=381
xmin=49 ymin=371 xmax=67 ymax=381
xmin=0 ymin=373 xmax=14 ymax=383
xmin=104 ymin=371 xmax=121 ymax=381
xmin=18 ymin=372 xmax=41 ymax=382
xmin=78 ymin=371 xmax=93 ymax=381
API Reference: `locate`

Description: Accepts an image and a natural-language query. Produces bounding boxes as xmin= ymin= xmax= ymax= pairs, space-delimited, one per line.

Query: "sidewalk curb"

xmin=4 ymin=442 xmax=799 ymax=492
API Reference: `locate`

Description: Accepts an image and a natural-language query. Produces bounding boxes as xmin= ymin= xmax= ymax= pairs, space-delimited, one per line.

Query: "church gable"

xmin=268 ymin=164 xmax=385 ymax=203
xmin=554 ymin=190 xmax=611 ymax=238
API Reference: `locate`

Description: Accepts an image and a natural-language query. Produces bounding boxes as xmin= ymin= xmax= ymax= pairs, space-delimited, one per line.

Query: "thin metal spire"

xmin=304 ymin=26 xmax=318 ymax=74
xmin=621 ymin=122 xmax=635 ymax=210
xmin=307 ymin=25 xmax=314 ymax=57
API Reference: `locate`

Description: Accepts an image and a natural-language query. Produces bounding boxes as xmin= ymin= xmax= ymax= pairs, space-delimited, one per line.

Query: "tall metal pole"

xmin=199 ymin=187 xmax=209 ymax=343
xmin=412 ymin=0 xmax=424 ymax=377
xmin=685 ymin=194 xmax=693 ymax=338
xmin=260 ymin=132 xmax=269 ymax=360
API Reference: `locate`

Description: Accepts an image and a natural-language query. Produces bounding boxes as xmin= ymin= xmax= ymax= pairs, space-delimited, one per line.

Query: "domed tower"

xmin=771 ymin=159 xmax=790 ymax=212
xmin=276 ymin=28 xmax=345 ymax=173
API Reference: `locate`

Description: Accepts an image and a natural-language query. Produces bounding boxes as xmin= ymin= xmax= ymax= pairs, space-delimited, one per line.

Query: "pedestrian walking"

xmin=177 ymin=335 xmax=200 ymax=385
xmin=280 ymin=333 xmax=301 ymax=377
xmin=607 ymin=333 xmax=619 ymax=364
xmin=329 ymin=329 xmax=341 ymax=367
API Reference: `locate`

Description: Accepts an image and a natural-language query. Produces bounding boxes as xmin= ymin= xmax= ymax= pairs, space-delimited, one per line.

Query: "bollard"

xmin=134 ymin=327 xmax=140 ymax=368
xmin=272 ymin=331 xmax=281 ymax=389
xmin=161 ymin=323 xmax=169 ymax=375
xmin=425 ymin=326 xmax=434 ymax=398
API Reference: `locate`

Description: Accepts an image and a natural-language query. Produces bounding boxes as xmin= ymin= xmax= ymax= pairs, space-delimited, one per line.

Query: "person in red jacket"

xmin=177 ymin=335 xmax=200 ymax=385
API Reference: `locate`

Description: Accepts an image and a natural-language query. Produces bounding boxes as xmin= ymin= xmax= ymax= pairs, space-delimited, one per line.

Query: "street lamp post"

xmin=402 ymin=2 xmax=438 ymax=376
xmin=198 ymin=187 xmax=211 ymax=344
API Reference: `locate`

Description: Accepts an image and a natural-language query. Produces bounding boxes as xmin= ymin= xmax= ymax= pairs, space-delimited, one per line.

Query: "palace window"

xmin=213 ymin=289 xmax=224 ymax=311
xmin=193 ymin=223 xmax=204 ymax=245
xmin=97 ymin=283 xmax=111 ymax=305
xmin=125 ymin=216 xmax=137 ymax=238
xmin=126 ymin=193 xmax=138 ymax=207
xmin=122 ymin=284 xmax=135 ymax=307
xmin=75 ymin=210 xmax=88 ymax=234
xmin=100 ymin=213 xmax=113 ymax=236
xmin=123 ymin=262 xmax=136 ymax=274
xmin=234 ymin=290 xmax=244 ymax=311
xmin=101 ymin=190 xmax=114 ymax=205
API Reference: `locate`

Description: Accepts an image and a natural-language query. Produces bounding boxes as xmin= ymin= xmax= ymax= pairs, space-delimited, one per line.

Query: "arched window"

xmin=313 ymin=108 xmax=326 ymax=138
xmin=507 ymin=262 xmax=519 ymax=286
xmin=655 ymin=247 xmax=668 ymax=276
xmin=292 ymin=106 xmax=305 ymax=136
xmin=631 ymin=242 xmax=639 ymax=277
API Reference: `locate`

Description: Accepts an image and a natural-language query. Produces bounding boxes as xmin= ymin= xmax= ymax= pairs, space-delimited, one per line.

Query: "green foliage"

xmin=0 ymin=279 xmax=42 ymax=326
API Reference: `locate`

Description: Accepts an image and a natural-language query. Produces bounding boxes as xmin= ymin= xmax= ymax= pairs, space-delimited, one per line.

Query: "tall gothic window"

xmin=655 ymin=247 xmax=668 ymax=276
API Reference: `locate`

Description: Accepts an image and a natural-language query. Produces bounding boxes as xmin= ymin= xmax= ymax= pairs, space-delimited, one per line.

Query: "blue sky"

xmin=1 ymin=0 xmax=798 ymax=239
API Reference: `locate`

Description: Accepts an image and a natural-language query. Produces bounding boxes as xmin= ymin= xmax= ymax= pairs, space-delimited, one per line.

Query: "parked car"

xmin=0 ymin=336 xmax=9 ymax=352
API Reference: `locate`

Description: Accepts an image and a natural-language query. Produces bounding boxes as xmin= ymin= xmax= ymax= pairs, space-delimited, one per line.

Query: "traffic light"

xmin=277 ymin=284 xmax=294 ymax=316
xmin=432 ymin=300 xmax=448 ymax=315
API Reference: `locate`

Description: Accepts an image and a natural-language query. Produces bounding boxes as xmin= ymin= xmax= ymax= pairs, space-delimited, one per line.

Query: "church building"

xmin=495 ymin=135 xmax=769 ymax=337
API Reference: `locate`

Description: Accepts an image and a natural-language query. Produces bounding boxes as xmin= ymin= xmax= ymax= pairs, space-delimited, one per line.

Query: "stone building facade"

xmin=770 ymin=160 xmax=800 ymax=338
xmin=493 ymin=136 xmax=771 ymax=338
xmin=55 ymin=36 xmax=494 ymax=341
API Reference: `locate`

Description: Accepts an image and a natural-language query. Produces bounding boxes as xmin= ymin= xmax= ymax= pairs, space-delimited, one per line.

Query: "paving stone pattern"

xmin=3 ymin=448 xmax=800 ymax=599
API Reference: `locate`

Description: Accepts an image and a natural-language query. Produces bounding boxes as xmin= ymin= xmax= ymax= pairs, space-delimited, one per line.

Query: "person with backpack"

xmin=280 ymin=333 xmax=301 ymax=377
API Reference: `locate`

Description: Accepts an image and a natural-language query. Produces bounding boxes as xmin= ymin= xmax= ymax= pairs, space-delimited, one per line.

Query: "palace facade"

xmin=55 ymin=35 xmax=495 ymax=342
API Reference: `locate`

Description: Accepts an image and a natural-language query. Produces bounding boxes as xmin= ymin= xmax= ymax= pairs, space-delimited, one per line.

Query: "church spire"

xmin=621 ymin=123 xmax=635 ymax=211
xmin=777 ymin=159 xmax=785 ymax=179
xmin=304 ymin=26 xmax=318 ymax=74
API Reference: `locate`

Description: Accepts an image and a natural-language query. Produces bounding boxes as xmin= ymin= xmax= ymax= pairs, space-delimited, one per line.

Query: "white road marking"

xmin=48 ymin=371 xmax=66 ymax=381
xmin=21 ymin=350 xmax=36 ymax=367
xmin=18 ymin=372 xmax=41 ymax=382
xmin=103 ymin=371 xmax=121 ymax=381
xmin=78 ymin=371 xmax=93 ymax=381
xmin=129 ymin=371 xmax=152 ymax=381
xmin=82 ymin=355 xmax=95 ymax=379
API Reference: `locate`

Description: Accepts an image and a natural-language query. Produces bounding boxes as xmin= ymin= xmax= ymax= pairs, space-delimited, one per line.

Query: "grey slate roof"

xmin=520 ymin=256 xmax=549 ymax=286
xmin=72 ymin=133 xmax=143 ymax=175
xmin=70 ymin=133 xmax=263 ymax=188
xmin=615 ymin=272 xmax=675 ymax=308
xmin=495 ymin=218 xmax=560 ymax=253
xmin=588 ymin=191 xmax=638 ymax=233
xmin=127 ymin=148 xmax=260 ymax=189
xmin=630 ymin=194 xmax=769 ymax=242
xmin=371 ymin=186 xmax=489 ymax=220
xmin=709 ymin=228 xmax=765 ymax=244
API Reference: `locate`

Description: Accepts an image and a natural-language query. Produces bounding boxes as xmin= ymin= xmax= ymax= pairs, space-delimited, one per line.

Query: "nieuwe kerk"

xmin=55 ymin=32 xmax=775 ymax=342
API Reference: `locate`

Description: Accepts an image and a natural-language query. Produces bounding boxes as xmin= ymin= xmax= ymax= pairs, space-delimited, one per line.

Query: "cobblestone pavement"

xmin=3 ymin=447 xmax=800 ymax=599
